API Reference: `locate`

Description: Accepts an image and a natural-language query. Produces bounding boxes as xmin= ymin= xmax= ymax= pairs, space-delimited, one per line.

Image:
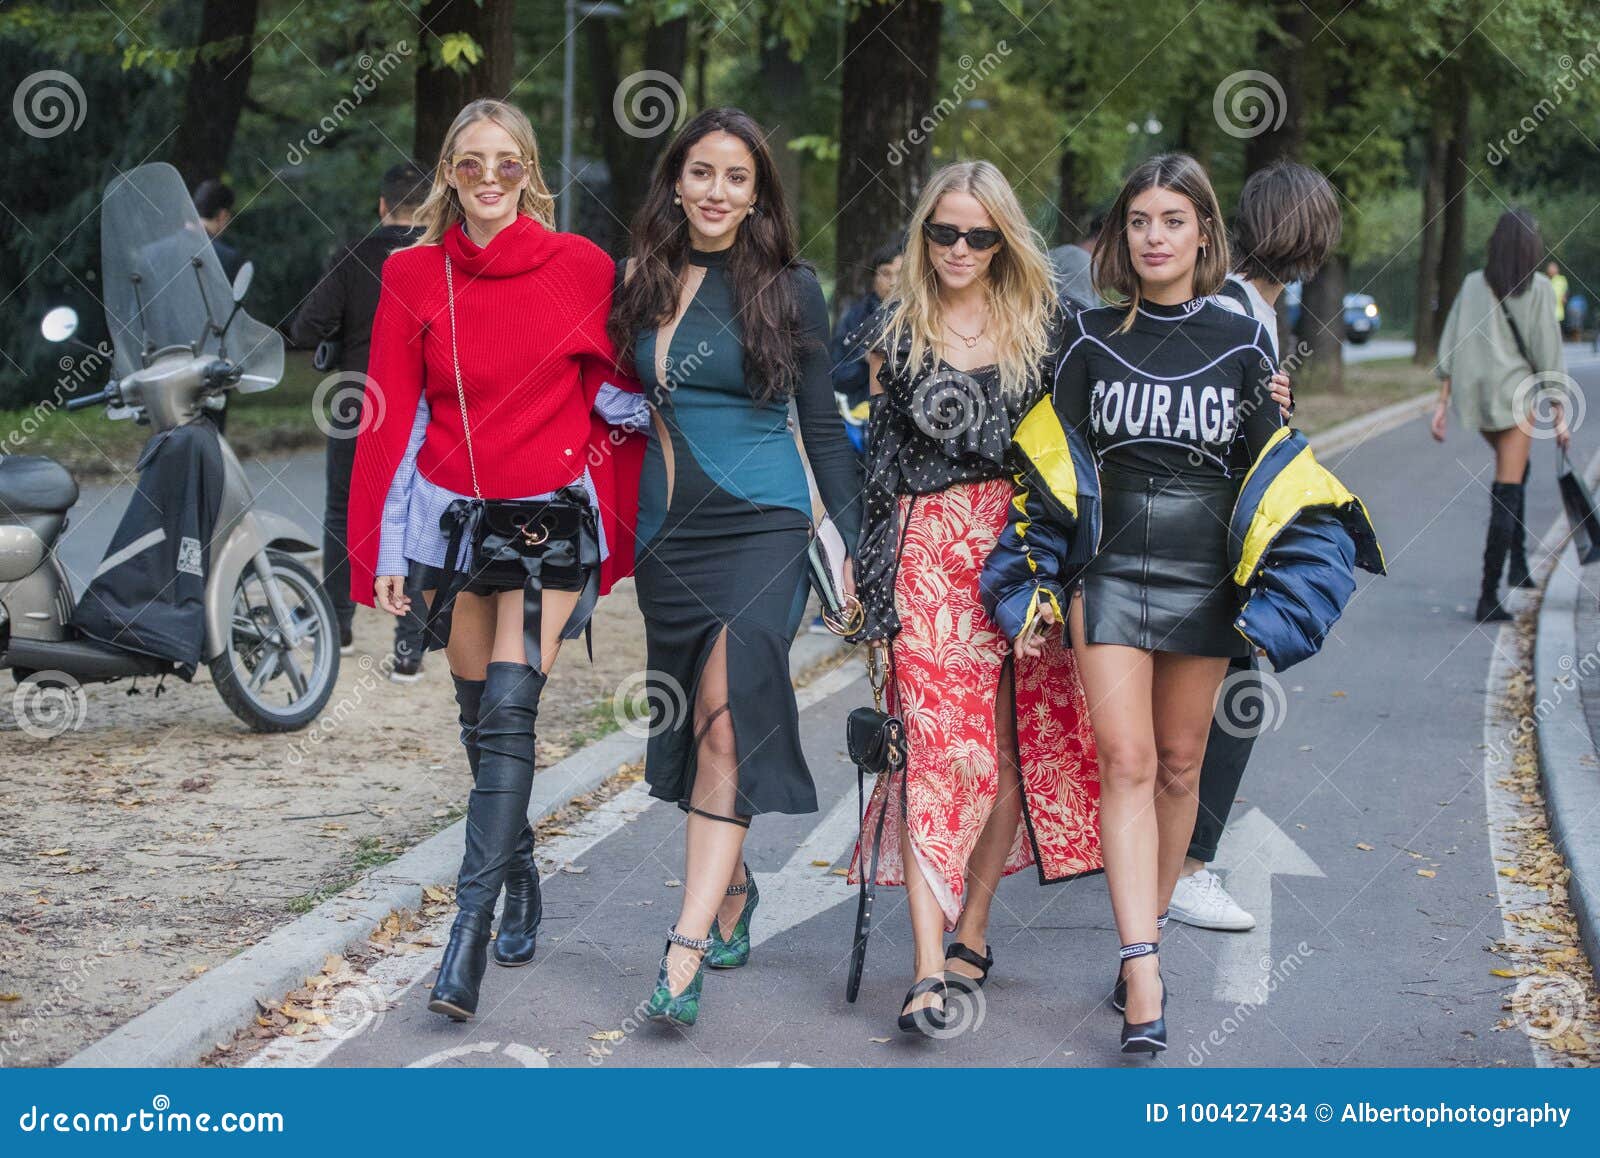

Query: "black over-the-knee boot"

xmin=429 ymin=663 xmax=547 ymax=1019
xmin=1506 ymin=462 xmax=1535 ymax=589
xmin=451 ymin=675 xmax=542 ymax=966
xmin=1477 ymin=482 xmax=1519 ymax=623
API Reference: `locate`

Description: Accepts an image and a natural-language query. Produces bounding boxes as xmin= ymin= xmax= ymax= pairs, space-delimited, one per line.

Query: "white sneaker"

xmin=1167 ymin=868 xmax=1256 ymax=931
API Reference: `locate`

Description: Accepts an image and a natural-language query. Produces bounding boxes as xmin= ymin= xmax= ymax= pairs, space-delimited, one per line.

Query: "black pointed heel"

xmin=1111 ymin=911 xmax=1166 ymax=1013
xmin=944 ymin=941 xmax=993 ymax=992
xmin=428 ymin=909 xmax=492 ymax=1021
xmin=898 ymin=976 xmax=948 ymax=1036
xmin=1118 ymin=941 xmax=1167 ymax=1057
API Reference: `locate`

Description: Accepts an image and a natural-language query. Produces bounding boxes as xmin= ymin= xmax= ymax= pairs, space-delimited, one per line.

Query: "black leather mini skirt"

xmin=1077 ymin=466 xmax=1249 ymax=658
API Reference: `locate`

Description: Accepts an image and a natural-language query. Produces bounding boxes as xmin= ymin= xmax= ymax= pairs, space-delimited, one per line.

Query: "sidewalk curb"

xmin=1306 ymin=391 xmax=1434 ymax=458
xmin=62 ymin=632 xmax=848 ymax=1068
xmin=1532 ymin=543 xmax=1600 ymax=987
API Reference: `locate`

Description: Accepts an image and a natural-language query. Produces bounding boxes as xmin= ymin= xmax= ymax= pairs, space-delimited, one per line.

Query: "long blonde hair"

xmin=410 ymin=99 xmax=556 ymax=246
xmin=879 ymin=160 xmax=1057 ymax=398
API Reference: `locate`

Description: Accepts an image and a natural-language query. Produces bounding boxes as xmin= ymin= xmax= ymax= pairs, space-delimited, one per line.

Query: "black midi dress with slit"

xmin=630 ymin=247 xmax=862 ymax=816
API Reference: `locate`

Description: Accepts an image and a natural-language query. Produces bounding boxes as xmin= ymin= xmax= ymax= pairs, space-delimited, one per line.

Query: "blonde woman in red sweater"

xmin=347 ymin=100 xmax=646 ymax=1022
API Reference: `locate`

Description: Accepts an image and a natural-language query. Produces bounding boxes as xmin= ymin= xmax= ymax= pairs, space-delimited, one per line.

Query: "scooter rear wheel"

xmin=210 ymin=549 xmax=339 ymax=732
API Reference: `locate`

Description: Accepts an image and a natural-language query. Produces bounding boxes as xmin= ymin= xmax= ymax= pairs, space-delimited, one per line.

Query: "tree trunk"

xmin=1242 ymin=0 xmax=1307 ymax=173
xmin=585 ymin=14 xmax=688 ymax=246
xmin=834 ymin=0 xmax=942 ymax=306
xmin=1301 ymin=253 xmax=1347 ymax=392
xmin=1431 ymin=62 xmax=1470 ymax=344
xmin=171 ymin=0 xmax=259 ymax=187
xmin=1413 ymin=103 xmax=1448 ymax=364
xmin=414 ymin=0 xmax=515 ymax=162
xmin=755 ymin=3 xmax=807 ymax=226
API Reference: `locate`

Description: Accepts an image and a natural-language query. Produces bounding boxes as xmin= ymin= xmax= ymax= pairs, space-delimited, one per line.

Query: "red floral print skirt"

xmin=848 ymin=478 xmax=1103 ymax=930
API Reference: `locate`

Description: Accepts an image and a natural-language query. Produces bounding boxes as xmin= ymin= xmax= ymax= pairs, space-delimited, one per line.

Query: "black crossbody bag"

xmin=844 ymin=641 xmax=906 ymax=1003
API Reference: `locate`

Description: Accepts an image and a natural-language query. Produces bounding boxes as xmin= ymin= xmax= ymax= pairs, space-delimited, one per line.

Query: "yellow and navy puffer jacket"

xmin=980 ymin=404 xmax=1386 ymax=671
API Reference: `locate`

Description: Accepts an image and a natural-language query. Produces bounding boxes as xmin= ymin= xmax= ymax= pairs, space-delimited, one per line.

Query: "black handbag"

xmin=845 ymin=642 xmax=906 ymax=1003
xmin=423 ymin=255 xmax=598 ymax=663
xmin=1557 ymin=449 xmax=1600 ymax=565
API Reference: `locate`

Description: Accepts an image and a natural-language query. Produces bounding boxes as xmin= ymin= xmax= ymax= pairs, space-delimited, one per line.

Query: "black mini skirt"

xmin=1077 ymin=467 xmax=1249 ymax=658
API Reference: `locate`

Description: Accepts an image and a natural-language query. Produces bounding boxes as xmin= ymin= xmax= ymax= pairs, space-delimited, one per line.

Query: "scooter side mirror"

xmin=231 ymin=261 xmax=254 ymax=304
xmin=41 ymin=306 xmax=79 ymax=343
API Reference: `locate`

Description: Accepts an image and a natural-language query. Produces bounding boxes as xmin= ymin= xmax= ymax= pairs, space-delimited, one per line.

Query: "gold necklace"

xmin=944 ymin=316 xmax=987 ymax=349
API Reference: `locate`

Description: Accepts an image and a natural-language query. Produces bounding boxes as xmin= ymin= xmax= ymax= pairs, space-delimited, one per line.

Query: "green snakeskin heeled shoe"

xmin=644 ymin=927 xmax=709 ymax=1027
xmin=706 ymin=863 xmax=759 ymax=969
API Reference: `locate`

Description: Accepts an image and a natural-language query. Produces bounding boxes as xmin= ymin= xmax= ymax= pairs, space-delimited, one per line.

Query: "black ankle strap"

xmin=687 ymin=805 xmax=751 ymax=829
xmin=725 ymin=861 xmax=753 ymax=894
xmin=1120 ymin=941 xmax=1159 ymax=961
xmin=945 ymin=941 xmax=993 ymax=970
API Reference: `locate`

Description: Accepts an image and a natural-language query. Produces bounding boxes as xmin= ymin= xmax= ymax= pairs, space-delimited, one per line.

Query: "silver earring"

xmin=673 ymin=194 xmax=682 ymax=205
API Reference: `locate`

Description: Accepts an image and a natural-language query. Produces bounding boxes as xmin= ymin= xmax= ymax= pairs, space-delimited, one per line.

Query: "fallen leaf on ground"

xmin=589 ymin=1030 xmax=624 ymax=1042
xmin=1355 ymin=843 xmax=1374 ymax=851
xmin=38 ymin=849 xmax=68 ymax=857
xmin=811 ymin=859 xmax=831 ymax=867
xmin=1417 ymin=869 xmax=1437 ymax=878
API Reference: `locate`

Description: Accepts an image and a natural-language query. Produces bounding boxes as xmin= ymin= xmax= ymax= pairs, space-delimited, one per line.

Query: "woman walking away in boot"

xmin=1432 ymin=208 xmax=1570 ymax=621
xmin=347 ymin=99 xmax=646 ymax=1021
xmin=609 ymin=107 xmax=862 ymax=1028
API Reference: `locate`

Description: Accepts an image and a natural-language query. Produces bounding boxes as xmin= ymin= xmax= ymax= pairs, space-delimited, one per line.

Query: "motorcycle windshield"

xmin=100 ymin=162 xmax=282 ymax=393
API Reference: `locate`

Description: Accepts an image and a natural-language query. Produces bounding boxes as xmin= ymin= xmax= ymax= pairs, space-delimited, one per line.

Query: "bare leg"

xmin=662 ymin=630 xmax=749 ymax=996
xmin=948 ymin=661 xmax=1022 ymax=980
xmin=1150 ymin=652 xmax=1230 ymax=928
xmin=900 ymin=808 xmax=950 ymax=1018
xmin=1479 ymin=425 xmax=1532 ymax=484
xmin=1068 ymin=593 xmax=1162 ymax=1022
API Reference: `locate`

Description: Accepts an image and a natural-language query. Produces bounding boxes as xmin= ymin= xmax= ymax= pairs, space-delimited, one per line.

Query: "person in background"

xmin=290 ymin=162 xmax=431 ymax=677
xmin=1433 ymin=210 xmax=1570 ymax=621
xmin=1168 ymin=160 xmax=1340 ymax=935
xmin=1547 ymin=260 xmax=1569 ymax=336
xmin=1048 ymin=207 xmax=1106 ymax=310
xmin=831 ymin=239 xmax=904 ymax=419
xmin=193 ymin=178 xmax=245 ymax=433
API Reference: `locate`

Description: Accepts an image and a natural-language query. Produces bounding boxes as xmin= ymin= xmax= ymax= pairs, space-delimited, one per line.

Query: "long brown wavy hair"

xmin=607 ymin=107 xmax=813 ymax=403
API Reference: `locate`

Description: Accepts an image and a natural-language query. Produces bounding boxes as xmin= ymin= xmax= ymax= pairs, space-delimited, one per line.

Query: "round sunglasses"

xmin=448 ymin=155 xmax=530 ymax=187
xmin=921 ymin=221 xmax=1004 ymax=250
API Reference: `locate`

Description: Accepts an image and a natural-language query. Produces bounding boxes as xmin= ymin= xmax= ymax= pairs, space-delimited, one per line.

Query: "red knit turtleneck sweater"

xmin=346 ymin=214 xmax=643 ymax=606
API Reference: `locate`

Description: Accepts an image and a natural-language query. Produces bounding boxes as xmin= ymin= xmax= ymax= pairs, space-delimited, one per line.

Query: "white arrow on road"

xmin=750 ymin=788 xmax=860 ymax=949
xmin=1206 ymin=807 xmax=1324 ymax=1006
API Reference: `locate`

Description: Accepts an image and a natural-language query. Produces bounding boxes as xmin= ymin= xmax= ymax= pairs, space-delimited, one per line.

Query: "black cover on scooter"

xmin=72 ymin=418 xmax=224 ymax=679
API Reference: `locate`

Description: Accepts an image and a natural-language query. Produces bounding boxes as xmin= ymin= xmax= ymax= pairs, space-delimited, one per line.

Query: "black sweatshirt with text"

xmin=1053 ymin=298 xmax=1281 ymax=479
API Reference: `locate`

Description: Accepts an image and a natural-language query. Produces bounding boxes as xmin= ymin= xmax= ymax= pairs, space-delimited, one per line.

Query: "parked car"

xmin=1279 ymin=283 xmax=1381 ymax=344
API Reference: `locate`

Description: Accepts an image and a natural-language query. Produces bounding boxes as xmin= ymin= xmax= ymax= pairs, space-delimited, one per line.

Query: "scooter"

xmin=1 ymin=162 xmax=338 ymax=733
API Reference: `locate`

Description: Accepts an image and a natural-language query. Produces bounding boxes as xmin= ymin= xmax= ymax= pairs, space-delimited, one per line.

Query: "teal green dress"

xmin=631 ymin=246 xmax=862 ymax=816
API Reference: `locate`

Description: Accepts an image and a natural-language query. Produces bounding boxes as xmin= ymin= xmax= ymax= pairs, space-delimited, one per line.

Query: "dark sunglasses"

xmin=921 ymin=221 xmax=1004 ymax=250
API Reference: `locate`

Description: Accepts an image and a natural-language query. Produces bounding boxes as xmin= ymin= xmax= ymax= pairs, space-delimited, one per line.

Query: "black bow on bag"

xmin=845 ymin=642 xmax=907 ymax=1003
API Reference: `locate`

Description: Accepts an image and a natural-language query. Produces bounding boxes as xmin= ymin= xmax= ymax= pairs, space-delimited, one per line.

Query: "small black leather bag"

xmin=845 ymin=644 xmax=907 ymax=1003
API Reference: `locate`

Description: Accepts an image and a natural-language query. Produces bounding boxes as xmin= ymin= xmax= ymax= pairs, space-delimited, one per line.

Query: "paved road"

xmin=225 ymin=354 xmax=1600 ymax=1068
